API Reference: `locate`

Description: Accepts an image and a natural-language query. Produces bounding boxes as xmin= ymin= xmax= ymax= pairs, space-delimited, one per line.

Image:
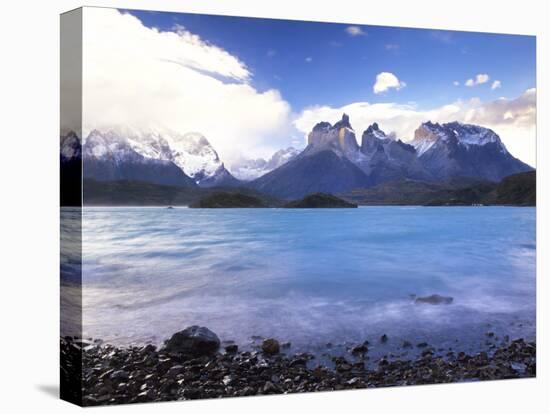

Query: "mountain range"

xmin=79 ymin=129 xmax=242 ymax=188
xmin=61 ymin=114 xmax=533 ymax=201
xmin=250 ymin=114 xmax=531 ymax=198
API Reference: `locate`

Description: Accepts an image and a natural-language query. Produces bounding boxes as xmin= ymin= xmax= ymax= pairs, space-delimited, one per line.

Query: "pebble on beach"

xmin=60 ymin=326 xmax=536 ymax=406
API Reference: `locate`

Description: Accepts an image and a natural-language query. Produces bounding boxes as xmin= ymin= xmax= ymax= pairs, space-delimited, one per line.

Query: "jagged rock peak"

xmin=366 ymin=122 xmax=380 ymax=134
xmin=362 ymin=122 xmax=387 ymax=141
xmin=332 ymin=113 xmax=352 ymax=130
xmin=423 ymin=120 xmax=440 ymax=128
xmin=312 ymin=121 xmax=332 ymax=132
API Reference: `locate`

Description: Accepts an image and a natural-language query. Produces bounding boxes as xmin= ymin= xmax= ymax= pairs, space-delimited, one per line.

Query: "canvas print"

xmin=60 ymin=7 xmax=536 ymax=406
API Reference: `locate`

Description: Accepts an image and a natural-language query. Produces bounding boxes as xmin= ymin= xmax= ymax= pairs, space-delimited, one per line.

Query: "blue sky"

xmin=125 ymin=9 xmax=535 ymax=112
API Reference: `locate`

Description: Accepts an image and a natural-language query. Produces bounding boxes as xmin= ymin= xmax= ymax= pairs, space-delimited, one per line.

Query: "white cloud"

xmin=345 ymin=26 xmax=366 ymax=36
xmin=466 ymin=73 xmax=490 ymax=87
xmin=453 ymin=81 xmax=460 ymax=86
xmin=373 ymin=72 xmax=406 ymax=94
xmin=294 ymin=88 xmax=536 ymax=167
xmin=491 ymin=80 xmax=502 ymax=90
xmin=305 ymin=57 xmax=313 ymax=63
xmin=476 ymin=73 xmax=490 ymax=84
xmin=82 ymin=8 xmax=293 ymax=164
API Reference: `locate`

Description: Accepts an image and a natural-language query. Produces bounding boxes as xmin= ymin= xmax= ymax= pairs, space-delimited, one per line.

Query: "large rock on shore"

xmin=164 ymin=326 xmax=220 ymax=356
xmin=262 ymin=338 xmax=280 ymax=355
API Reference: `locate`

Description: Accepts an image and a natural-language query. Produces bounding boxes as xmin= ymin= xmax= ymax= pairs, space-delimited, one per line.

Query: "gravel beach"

xmin=60 ymin=326 xmax=536 ymax=406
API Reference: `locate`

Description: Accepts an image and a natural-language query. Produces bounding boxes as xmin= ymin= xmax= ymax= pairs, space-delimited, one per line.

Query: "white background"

xmin=0 ymin=0 xmax=547 ymax=412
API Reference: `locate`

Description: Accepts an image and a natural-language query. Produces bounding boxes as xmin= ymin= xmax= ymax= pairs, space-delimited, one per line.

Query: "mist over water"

xmin=78 ymin=206 xmax=535 ymax=358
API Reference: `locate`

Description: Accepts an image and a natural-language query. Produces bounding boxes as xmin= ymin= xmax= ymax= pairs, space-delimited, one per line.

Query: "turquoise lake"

xmin=69 ymin=206 xmax=536 ymax=360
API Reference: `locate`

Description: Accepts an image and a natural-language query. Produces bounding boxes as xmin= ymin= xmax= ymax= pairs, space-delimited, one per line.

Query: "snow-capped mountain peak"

xmin=167 ymin=132 xmax=222 ymax=181
xmin=410 ymin=121 xmax=447 ymax=156
xmin=229 ymin=147 xmax=300 ymax=181
xmin=265 ymin=147 xmax=301 ymax=170
xmin=363 ymin=123 xmax=388 ymax=140
xmin=84 ymin=129 xmax=145 ymax=162
xmin=411 ymin=121 xmax=506 ymax=156
xmin=60 ymin=131 xmax=81 ymax=161
xmin=82 ymin=128 xmax=237 ymax=186
xmin=445 ymin=121 xmax=504 ymax=149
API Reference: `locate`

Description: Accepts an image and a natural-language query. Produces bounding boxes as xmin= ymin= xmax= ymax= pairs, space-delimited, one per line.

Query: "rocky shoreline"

xmin=61 ymin=326 xmax=536 ymax=406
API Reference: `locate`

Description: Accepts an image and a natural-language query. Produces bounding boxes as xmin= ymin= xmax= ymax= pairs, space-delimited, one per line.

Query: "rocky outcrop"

xmin=360 ymin=123 xmax=432 ymax=183
xmin=306 ymin=113 xmax=361 ymax=159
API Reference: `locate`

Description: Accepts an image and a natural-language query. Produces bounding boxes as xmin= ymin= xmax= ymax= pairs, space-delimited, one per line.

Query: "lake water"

xmin=68 ymin=206 xmax=536 ymax=361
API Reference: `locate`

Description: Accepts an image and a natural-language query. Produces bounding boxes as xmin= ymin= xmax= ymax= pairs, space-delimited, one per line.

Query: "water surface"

xmin=76 ymin=206 xmax=536 ymax=360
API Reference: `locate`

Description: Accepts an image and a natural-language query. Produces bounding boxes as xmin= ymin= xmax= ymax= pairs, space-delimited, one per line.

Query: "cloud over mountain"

xmin=82 ymin=8 xmax=293 ymax=164
xmin=294 ymin=88 xmax=536 ymax=167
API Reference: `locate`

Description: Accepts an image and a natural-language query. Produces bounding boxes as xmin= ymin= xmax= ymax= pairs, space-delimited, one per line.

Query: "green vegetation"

xmin=83 ymin=171 xmax=535 ymax=208
xmin=340 ymin=171 xmax=535 ymax=207
xmin=189 ymin=192 xmax=268 ymax=208
xmin=284 ymin=193 xmax=358 ymax=208
xmin=493 ymin=171 xmax=536 ymax=206
xmin=83 ymin=179 xmax=280 ymax=207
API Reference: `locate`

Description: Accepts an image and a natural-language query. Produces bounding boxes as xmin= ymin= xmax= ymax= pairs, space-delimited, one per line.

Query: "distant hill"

xmin=83 ymin=170 xmax=534 ymax=207
xmin=251 ymin=150 xmax=370 ymax=199
xmin=190 ymin=192 xmax=268 ymax=208
xmin=83 ymin=179 xmax=280 ymax=206
xmin=340 ymin=171 xmax=535 ymax=206
xmin=492 ymin=171 xmax=536 ymax=206
xmin=284 ymin=193 xmax=357 ymax=208
xmin=341 ymin=177 xmax=494 ymax=206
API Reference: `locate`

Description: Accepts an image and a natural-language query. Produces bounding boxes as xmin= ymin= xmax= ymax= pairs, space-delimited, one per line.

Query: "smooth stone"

xmin=163 ymin=326 xmax=220 ymax=356
xmin=225 ymin=344 xmax=238 ymax=354
xmin=262 ymin=338 xmax=280 ymax=355
xmin=351 ymin=344 xmax=368 ymax=354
